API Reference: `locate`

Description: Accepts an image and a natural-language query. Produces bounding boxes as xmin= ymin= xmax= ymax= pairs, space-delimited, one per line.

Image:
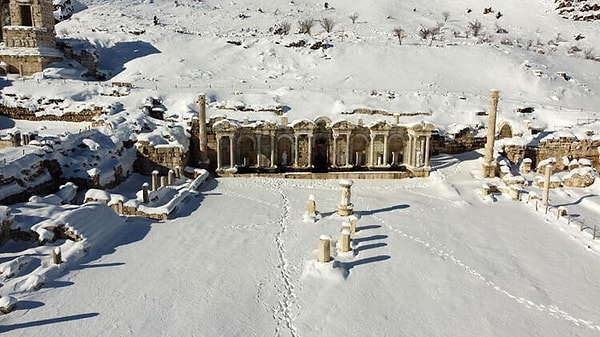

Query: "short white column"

xmin=318 ymin=235 xmax=332 ymax=263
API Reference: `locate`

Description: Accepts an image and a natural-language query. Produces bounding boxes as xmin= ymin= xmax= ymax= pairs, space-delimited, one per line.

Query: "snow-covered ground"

xmin=1 ymin=152 xmax=600 ymax=336
xmin=2 ymin=0 xmax=600 ymax=335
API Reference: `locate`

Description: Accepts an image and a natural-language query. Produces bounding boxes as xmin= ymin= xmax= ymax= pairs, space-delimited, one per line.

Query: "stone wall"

xmin=134 ymin=140 xmax=187 ymax=175
xmin=504 ymin=138 xmax=600 ymax=171
xmin=0 ymin=103 xmax=102 ymax=122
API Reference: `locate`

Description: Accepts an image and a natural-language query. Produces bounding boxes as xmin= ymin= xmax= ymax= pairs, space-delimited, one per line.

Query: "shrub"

xmin=298 ymin=18 xmax=315 ymax=35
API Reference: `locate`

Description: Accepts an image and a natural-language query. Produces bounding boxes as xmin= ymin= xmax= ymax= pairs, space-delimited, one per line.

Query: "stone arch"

xmin=350 ymin=134 xmax=369 ymax=166
xmin=388 ymin=134 xmax=404 ymax=166
xmin=238 ymin=135 xmax=256 ymax=167
xmin=314 ymin=116 xmax=332 ymax=128
xmin=276 ymin=135 xmax=293 ymax=167
xmin=498 ymin=122 xmax=513 ymax=139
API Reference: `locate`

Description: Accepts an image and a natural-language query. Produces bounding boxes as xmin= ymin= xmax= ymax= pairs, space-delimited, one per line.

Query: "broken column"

xmin=482 ymin=89 xmax=500 ymax=178
xmin=340 ymin=229 xmax=352 ymax=253
xmin=142 ymin=183 xmax=150 ymax=203
xmin=175 ymin=165 xmax=181 ymax=179
xmin=348 ymin=215 xmax=358 ymax=234
xmin=318 ymin=235 xmax=332 ymax=263
xmin=52 ymin=247 xmax=62 ymax=265
xmin=542 ymin=164 xmax=552 ymax=206
xmin=198 ymin=94 xmax=208 ymax=163
xmin=168 ymin=169 xmax=174 ymax=185
xmin=307 ymin=194 xmax=317 ymax=217
xmin=337 ymin=179 xmax=354 ymax=216
xmin=151 ymin=170 xmax=159 ymax=191
xmin=160 ymin=176 xmax=167 ymax=188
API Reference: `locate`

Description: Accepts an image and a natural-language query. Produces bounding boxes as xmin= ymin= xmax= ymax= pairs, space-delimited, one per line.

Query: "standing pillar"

xmin=424 ymin=136 xmax=431 ymax=167
xmin=270 ymin=136 xmax=275 ymax=168
xmin=332 ymin=135 xmax=338 ymax=167
xmin=142 ymin=183 xmax=150 ymax=203
xmin=483 ymin=89 xmax=500 ymax=178
xmin=229 ymin=136 xmax=235 ymax=168
xmin=407 ymin=134 xmax=413 ymax=166
xmin=198 ymin=94 xmax=208 ymax=162
xmin=369 ymin=134 xmax=375 ymax=167
xmin=542 ymin=164 xmax=552 ymax=206
xmin=337 ymin=179 xmax=354 ymax=216
xmin=294 ymin=135 xmax=299 ymax=167
xmin=340 ymin=229 xmax=352 ymax=253
xmin=383 ymin=134 xmax=389 ymax=165
xmin=151 ymin=170 xmax=159 ymax=191
xmin=168 ymin=170 xmax=174 ymax=185
xmin=52 ymin=247 xmax=62 ymax=265
xmin=345 ymin=134 xmax=351 ymax=166
xmin=216 ymin=136 xmax=223 ymax=170
xmin=348 ymin=215 xmax=358 ymax=234
xmin=160 ymin=176 xmax=166 ymax=188
xmin=307 ymin=135 xmax=313 ymax=167
xmin=256 ymin=134 xmax=262 ymax=167
xmin=318 ymin=235 xmax=332 ymax=263
xmin=175 ymin=165 xmax=181 ymax=179
xmin=307 ymin=194 xmax=317 ymax=217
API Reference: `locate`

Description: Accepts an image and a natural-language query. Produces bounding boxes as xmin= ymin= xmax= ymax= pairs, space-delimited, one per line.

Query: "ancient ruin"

xmin=0 ymin=0 xmax=62 ymax=75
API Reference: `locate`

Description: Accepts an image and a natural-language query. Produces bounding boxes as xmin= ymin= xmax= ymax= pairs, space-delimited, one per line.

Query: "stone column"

xmin=307 ymin=135 xmax=313 ymax=167
xmin=318 ymin=235 xmax=331 ymax=263
xmin=424 ymin=135 xmax=431 ymax=167
xmin=307 ymin=194 xmax=317 ymax=217
xmin=229 ymin=136 xmax=235 ymax=168
xmin=270 ymin=136 xmax=275 ymax=168
xmin=168 ymin=170 xmax=174 ymax=185
xmin=52 ymin=247 xmax=62 ymax=265
xmin=542 ymin=164 xmax=552 ymax=206
xmin=369 ymin=134 xmax=375 ymax=167
xmin=198 ymin=94 xmax=208 ymax=162
xmin=406 ymin=134 xmax=413 ymax=166
xmin=175 ymin=165 xmax=181 ymax=179
xmin=348 ymin=215 xmax=358 ymax=234
xmin=332 ymin=134 xmax=338 ymax=166
xmin=393 ymin=113 xmax=400 ymax=125
xmin=151 ymin=170 xmax=159 ymax=191
xmin=160 ymin=176 xmax=166 ymax=188
xmin=216 ymin=135 xmax=223 ymax=170
xmin=337 ymin=179 xmax=354 ymax=216
xmin=345 ymin=134 xmax=351 ymax=166
xmin=340 ymin=229 xmax=352 ymax=253
xmin=483 ymin=89 xmax=500 ymax=178
xmin=383 ymin=134 xmax=389 ymax=165
xmin=294 ymin=135 xmax=299 ymax=167
xmin=142 ymin=182 xmax=150 ymax=202
xmin=256 ymin=134 xmax=262 ymax=167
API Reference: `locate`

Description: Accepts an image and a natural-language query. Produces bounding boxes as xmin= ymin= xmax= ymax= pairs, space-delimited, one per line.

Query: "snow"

xmin=1 ymin=0 xmax=600 ymax=335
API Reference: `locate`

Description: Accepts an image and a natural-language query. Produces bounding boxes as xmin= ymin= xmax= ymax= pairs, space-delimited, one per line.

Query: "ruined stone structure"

xmin=0 ymin=0 xmax=62 ymax=75
xmin=204 ymin=114 xmax=435 ymax=177
xmin=482 ymin=90 xmax=500 ymax=178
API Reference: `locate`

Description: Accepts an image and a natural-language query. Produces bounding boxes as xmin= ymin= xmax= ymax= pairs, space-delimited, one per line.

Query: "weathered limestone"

xmin=337 ymin=179 xmax=354 ymax=216
xmin=340 ymin=229 xmax=352 ymax=253
xmin=168 ymin=169 xmax=174 ymax=185
xmin=151 ymin=170 xmax=159 ymax=191
xmin=318 ymin=235 xmax=331 ymax=263
xmin=198 ymin=94 xmax=209 ymax=163
xmin=542 ymin=164 xmax=552 ymax=206
xmin=52 ymin=247 xmax=62 ymax=265
xmin=482 ymin=90 xmax=500 ymax=178
xmin=142 ymin=183 xmax=150 ymax=203
xmin=160 ymin=176 xmax=166 ymax=188
xmin=348 ymin=215 xmax=358 ymax=234
xmin=307 ymin=194 xmax=317 ymax=217
xmin=175 ymin=165 xmax=181 ymax=179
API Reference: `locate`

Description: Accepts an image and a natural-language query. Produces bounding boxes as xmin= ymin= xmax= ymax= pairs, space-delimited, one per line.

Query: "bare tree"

xmin=429 ymin=22 xmax=444 ymax=46
xmin=298 ymin=18 xmax=315 ymax=35
xmin=442 ymin=11 xmax=450 ymax=22
xmin=583 ymin=48 xmax=595 ymax=60
xmin=349 ymin=12 xmax=359 ymax=24
xmin=321 ymin=17 xmax=335 ymax=33
xmin=392 ymin=27 xmax=406 ymax=45
xmin=418 ymin=26 xmax=431 ymax=41
xmin=467 ymin=20 xmax=482 ymax=37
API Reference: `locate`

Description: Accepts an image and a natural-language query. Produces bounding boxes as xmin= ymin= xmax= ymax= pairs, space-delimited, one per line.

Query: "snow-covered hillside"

xmin=1 ymin=0 xmax=600 ymax=335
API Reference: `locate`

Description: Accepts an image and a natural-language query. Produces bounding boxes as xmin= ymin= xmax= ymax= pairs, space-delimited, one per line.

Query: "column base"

xmin=337 ymin=204 xmax=354 ymax=216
